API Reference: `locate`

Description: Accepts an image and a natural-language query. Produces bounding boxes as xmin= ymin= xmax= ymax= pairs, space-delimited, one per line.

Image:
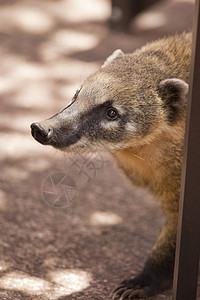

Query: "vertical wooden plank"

xmin=173 ymin=0 xmax=200 ymax=299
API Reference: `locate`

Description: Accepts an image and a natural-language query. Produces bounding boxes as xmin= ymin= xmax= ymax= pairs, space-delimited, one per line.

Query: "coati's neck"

xmin=112 ymin=144 xmax=160 ymax=188
xmin=112 ymin=127 xmax=184 ymax=210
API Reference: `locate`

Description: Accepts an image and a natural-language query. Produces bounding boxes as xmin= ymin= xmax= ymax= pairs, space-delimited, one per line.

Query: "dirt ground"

xmin=0 ymin=0 xmax=196 ymax=299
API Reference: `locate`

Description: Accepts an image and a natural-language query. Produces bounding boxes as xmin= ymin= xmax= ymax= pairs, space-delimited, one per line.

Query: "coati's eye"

xmin=106 ymin=107 xmax=118 ymax=120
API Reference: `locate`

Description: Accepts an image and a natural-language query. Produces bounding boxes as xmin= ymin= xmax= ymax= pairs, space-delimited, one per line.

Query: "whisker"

xmin=131 ymin=153 xmax=145 ymax=161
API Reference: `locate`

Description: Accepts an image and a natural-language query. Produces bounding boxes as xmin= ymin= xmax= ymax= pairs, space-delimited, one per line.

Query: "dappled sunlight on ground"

xmin=0 ymin=0 xmax=108 ymax=121
xmin=131 ymin=0 xmax=194 ymax=33
xmin=48 ymin=269 xmax=92 ymax=294
xmin=0 ymin=269 xmax=92 ymax=299
xmin=90 ymin=211 xmax=122 ymax=226
xmin=51 ymin=30 xmax=99 ymax=54
xmin=133 ymin=11 xmax=167 ymax=31
xmin=0 ymin=49 xmax=99 ymax=110
xmin=0 ymin=0 xmax=110 ymax=33
xmin=0 ymin=134 xmax=45 ymax=159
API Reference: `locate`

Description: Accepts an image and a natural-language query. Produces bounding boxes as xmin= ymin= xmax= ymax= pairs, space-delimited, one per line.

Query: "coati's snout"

xmin=30 ymin=107 xmax=80 ymax=150
xmin=31 ymin=122 xmax=53 ymax=145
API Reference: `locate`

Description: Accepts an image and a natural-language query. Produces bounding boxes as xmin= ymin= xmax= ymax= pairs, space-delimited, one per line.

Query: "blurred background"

xmin=0 ymin=0 xmax=195 ymax=299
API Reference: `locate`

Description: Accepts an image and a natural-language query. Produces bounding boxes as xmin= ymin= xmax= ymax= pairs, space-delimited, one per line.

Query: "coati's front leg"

xmin=111 ymin=217 xmax=177 ymax=299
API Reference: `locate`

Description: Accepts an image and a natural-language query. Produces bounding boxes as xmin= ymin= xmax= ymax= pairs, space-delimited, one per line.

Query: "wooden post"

xmin=173 ymin=0 xmax=200 ymax=299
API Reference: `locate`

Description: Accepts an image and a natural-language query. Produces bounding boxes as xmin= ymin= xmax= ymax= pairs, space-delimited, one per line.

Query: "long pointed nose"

xmin=31 ymin=122 xmax=52 ymax=144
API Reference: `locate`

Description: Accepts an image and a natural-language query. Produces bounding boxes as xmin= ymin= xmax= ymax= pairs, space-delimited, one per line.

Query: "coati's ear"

xmin=158 ymin=78 xmax=189 ymax=123
xmin=101 ymin=49 xmax=124 ymax=68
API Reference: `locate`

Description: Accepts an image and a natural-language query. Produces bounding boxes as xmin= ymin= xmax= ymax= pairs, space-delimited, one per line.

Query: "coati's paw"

xmin=110 ymin=284 xmax=154 ymax=299
xmin=110 ymin=274 xmax=172 ymax=299
xmin=110 ymin=280 xmax=154 ymax=299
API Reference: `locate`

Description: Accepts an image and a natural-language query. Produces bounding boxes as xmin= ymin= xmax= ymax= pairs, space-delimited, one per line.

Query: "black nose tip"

xmin=31 ymin=122 xmax=52 ymax=144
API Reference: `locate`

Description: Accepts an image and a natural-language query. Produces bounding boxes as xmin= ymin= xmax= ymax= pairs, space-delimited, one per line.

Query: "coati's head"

xmin=31 ymin=49 xmax=188 ymax=153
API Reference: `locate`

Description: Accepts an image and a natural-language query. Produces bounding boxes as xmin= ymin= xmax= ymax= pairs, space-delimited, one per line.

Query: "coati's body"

xmin=31 ymin=33 xmax=192 ymax=299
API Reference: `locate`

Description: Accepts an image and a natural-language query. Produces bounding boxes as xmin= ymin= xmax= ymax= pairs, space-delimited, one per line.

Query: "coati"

xmin=31 ymin=32 xmax=192 ymax=299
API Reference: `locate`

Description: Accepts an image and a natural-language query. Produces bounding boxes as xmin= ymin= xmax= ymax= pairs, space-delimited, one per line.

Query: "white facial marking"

xmin=126 ymin=123 xmax=137 ymax=132
xmin=100 ymin=120 xmax=119 ymax=130
xmin=113 ymin=104 xmax=126 ymax=115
